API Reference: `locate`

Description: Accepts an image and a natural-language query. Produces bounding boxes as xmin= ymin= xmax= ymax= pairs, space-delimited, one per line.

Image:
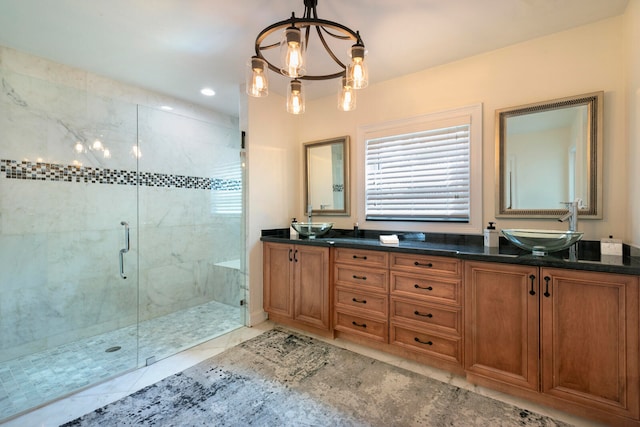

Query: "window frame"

xmin=356 ymin=103 xmax=483 ymax=234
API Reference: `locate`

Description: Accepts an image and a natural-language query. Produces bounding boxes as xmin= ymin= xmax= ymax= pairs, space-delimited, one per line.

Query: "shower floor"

xmin=0 ymin=300 xmax=242 ymax=421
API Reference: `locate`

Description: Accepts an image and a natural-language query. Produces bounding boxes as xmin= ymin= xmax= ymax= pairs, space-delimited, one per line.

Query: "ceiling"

xmin=0 ymin=0 xmax=629 ymax=118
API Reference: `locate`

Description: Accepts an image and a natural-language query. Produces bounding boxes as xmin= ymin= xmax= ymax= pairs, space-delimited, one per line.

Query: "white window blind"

xmin=211 ymin=162 xmax=243 ymax=215
xmin=365 ymin=119 xmax=471 ymax=222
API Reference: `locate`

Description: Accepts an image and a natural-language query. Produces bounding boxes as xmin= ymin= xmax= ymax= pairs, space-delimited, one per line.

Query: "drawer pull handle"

xmin=414 ymin=284 xmax=433 ymax=291
xmin=353 ymin=275 xmax=367 ymax=280
xmin=529 ymin=274 xmax=536 ymax=296
xmin=352 ymin=298 xmax=367 ymax=304
xmin=414 ymin=261 xmax=433 ymax=267
xmin=414 ymin=311 xmax=433 ymax=318
xmin=543 ymin=276 xmax=551 ymax=298
xmin=352 ymin=321 xmax=367 ymax=328
xmin=353 ymin=255 xmax=368 ymax=260
xmin=414 ymin=337 xmax=433 ymax=346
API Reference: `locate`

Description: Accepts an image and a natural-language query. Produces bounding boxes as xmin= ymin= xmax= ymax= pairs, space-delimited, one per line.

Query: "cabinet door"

xmin=541 ymin=268 xmax=639 ymax=419
xmin=294 ymin=245 xmax=330 ymax=330
xmin=465 ymin=261 xmax=539 ymax=391
xmin=263 ymin=242 xmax=294 ymax=318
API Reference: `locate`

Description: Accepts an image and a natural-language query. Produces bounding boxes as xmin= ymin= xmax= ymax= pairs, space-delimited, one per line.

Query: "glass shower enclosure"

xmin=0 ymin=69 xmax=246 ymax=421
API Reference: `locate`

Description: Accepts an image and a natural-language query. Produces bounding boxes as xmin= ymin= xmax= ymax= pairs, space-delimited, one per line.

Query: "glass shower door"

xmin=136 ymin=106 xmax=245 ymax=364
xmin=0 ymin=70 xmax=140 ymax=421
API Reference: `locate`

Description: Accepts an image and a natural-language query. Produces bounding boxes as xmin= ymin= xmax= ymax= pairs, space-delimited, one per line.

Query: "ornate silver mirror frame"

xmin=304 ymin=135 xmax=350 ymax=216
xmin=495 ymin=91 xmax=603 ymax=218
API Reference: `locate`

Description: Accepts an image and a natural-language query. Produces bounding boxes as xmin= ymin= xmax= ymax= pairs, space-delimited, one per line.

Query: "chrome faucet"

xmin=558 ymin=198 xmax=582 ymax=232
xmin=306 ymin=204 xmax=314 ymax=238
xmin=559 ymin=198 xmax=582 ymax=260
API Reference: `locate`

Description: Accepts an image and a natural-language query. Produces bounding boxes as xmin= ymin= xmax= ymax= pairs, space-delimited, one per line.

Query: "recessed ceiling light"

xmin=160 ymin=105 xmax=173 ymax=111
xmin=200 ymin=87 xmax=216 ymax=96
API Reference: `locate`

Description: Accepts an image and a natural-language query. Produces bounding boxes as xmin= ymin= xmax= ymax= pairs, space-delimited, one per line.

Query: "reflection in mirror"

xmin=496 ymin=92 xmax=603 ymax=218
xmin=304 ymin=136 xmax=350 ymax=216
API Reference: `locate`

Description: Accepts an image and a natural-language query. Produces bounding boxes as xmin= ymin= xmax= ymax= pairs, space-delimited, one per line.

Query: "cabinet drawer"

xmin=335 ymin=310 xmax=388 ymax=343
xmin=390 ymin=297 xmax=461 ymax=335
xmin=391 ymin=253 xmax=460 ymax=277
xmin=391 ymin=324 xmax=462 ymax=364
xmin=335 ymin=265 xmax=389 ymax=293
xmin=334 ymin=248 xmax=389 ymax=268
xmin=336 ymin=287 xmax=388 ymax=318
xmin=391 ymin=271 xmax=461 ymax=305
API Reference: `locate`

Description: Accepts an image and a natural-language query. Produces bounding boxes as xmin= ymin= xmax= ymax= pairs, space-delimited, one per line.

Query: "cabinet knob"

xmin=353 ymin=255 xmax=368 ymax=260
xmin=414 ymin=284 xmax=433 ymax=291
xmin=353 ymin=275 xmax=367 ymax=280
xmin=352 ymin=298 xmax=367 ymax=304
xmin=352 ymin=321 xmax=367 ymax=328
xmin=414 ymin=337 xmax=433 ymax=345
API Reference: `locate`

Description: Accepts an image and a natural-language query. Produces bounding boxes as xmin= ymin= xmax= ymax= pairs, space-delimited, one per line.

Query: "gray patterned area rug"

xmin=62 ymin=328 xmax=572 ymax=426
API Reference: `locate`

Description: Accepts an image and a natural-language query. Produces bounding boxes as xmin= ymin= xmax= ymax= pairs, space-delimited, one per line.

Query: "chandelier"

xmin=246 ymin=0 xmax=368 ymax=114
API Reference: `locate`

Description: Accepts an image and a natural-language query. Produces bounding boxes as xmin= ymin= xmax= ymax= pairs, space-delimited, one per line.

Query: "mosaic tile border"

xmin=0 ymin=159 xmax=241 ymax=191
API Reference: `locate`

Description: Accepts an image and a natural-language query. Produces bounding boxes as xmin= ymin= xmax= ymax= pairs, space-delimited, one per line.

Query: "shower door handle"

xmin=119 ymin=221 xmax=130 ymax=279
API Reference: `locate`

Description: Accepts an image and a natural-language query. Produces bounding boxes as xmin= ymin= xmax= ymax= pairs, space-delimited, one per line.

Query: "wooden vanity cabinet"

xmin=465 ymin=260 xmax=640 ymax=424
xmin=263 ymin=242 xmax=331 ymax=335
xmin=390 ymin=253 xmax=464 ymax=373
xmin=333 ymin=247 xmax=389 ymax=343
xmin=464 ymin=262 xmax=539 ymax=390
xmin=540 ymin=267 xmax=639 ymax=421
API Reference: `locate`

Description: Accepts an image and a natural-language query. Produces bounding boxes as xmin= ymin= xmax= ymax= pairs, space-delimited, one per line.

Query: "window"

xmin=359 ymin=104 xmax=482 ymax=233
xmin=211 ymin=161 xmax=243 ymax=215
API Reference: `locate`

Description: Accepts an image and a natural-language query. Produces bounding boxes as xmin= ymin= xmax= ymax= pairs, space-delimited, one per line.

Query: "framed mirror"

xmin=304 ymin=136 xmax=350 ymax=216
xmin=496 ymin=91 xmax=603 ymax=218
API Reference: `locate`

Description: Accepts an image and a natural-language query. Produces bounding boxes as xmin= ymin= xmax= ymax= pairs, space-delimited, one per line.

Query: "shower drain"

xmin=105 ymin=346 xmax=122 ymax=353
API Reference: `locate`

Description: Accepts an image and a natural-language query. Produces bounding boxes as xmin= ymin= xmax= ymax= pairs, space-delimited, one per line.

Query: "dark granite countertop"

xmin=261 ymin=228 xmax=640 ymax=276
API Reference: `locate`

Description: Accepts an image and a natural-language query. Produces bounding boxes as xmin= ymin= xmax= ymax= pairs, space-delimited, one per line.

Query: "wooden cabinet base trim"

xmin=467 ymin=373 xmax=640 ymax=426
xmin=266 ymin=314 xmax=335 ymax=339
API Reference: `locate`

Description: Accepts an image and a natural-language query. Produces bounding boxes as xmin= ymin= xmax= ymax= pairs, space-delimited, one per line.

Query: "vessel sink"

xmin=501 ymin=229 xmax=584 ymax=256
xmin=292 ymin=222 xmax=333 ymax=238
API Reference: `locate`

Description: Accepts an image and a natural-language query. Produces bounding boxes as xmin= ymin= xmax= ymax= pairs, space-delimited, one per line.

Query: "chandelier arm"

xmin=314 ymin=24 xmax=347 ymax=69
xmin=320 ymin=28 xmax=352 ymax=40
xmin=304 ymin=22 xmax=311 ymax=49
xmin=299 ymin=71 xmax=346 ymax=81
xmin=309 ymin=2 xmax=350 ymax=41
xmin=304 ymin=0 xmax=313 ymax=19
xmin=258 ymin=41 xmax=280 ymax=51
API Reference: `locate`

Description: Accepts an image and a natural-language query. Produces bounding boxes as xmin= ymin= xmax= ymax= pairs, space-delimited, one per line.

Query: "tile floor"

xmin=0 ymin=300 xmax=242 ymax=423
xmin=4 ymin=321 xmax=603 ymax=427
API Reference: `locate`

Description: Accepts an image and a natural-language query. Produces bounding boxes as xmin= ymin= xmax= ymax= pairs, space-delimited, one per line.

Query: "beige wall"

xmin=246 ymin=12 xmax=638 ymax=323
xmin=626 ymin=0 xmax=640 ymax=248
xmin=244 ymin=92 xmax=301 ymax=324
xmin=299 ymin=16 xmax=627 ymax=239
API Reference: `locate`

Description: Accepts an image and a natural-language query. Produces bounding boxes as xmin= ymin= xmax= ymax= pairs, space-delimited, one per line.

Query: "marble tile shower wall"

xmin=137 ymin=105 xmax=243 ymax=321
xmin=0 ymin=56 xmax=243 ymax=363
